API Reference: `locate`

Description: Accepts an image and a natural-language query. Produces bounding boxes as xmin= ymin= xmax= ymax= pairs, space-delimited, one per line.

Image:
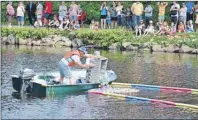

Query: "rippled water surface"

xmin=1 ymin=45 xmax=198 ymax=119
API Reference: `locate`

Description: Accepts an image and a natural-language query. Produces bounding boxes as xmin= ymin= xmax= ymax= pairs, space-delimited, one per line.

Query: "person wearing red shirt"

xmin=44 ymin=1 xmax=52 ymax=26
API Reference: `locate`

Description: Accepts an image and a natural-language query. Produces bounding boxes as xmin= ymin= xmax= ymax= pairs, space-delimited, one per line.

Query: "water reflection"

xmin=2 ymin=45 xmax=198 ymax=119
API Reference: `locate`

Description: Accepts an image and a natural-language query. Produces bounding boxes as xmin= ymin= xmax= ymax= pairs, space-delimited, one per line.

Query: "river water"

xmin=1 ymin=45 xmax=198 ymax=119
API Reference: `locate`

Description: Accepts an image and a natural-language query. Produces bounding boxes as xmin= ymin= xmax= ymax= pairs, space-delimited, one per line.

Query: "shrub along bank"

xmin=1 ymin=27 xmax=198 ymax=54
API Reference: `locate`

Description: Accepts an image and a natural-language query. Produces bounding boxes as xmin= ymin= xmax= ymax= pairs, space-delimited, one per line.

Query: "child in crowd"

xmin=170 ymin=22 xmax=176 ymax=34
xmin=34 ymin=21 xmax=42 ymax=28
xmin=135 ymin=20 xmax=145 ymax=37
xmin=156 ymin=21 xmax=169 ymax=35
xmin=178 ymin=22 xmax=185 ymax=33
xmin=48 ymin=15 xmax=60 ymax=28
xmin=186 ymin=20 xmax=194 ymax=33
xmin=144 ymin=20 xmax=155 ymax=35
xmin=106 ymin=11 xmax=111 ymax=29
xmin=90 ymin=19 xmax=95 ymax=30
xmin=74 ymin=21 xmax=80 ymax=30
xmin=59 ymin=17 xmax=70 ymax=30
xmin=94 ymin=21 xmax=99 ymax=31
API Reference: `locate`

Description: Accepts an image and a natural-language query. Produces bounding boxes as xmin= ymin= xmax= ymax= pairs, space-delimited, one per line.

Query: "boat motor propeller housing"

xmin=11 ymin=68 xmax=35 ymax=93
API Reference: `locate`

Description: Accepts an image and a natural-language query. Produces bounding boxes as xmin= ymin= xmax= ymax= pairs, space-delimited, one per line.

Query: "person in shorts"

xmin=57 ymin=47 xmax=100 ymax=84
xmin=100 ymin=2 xmax=108 ymax=29
xmin=16 ymin=2 xmax=25 ymax=27
xmin=44 ymin=1 xmax=52 ymax=26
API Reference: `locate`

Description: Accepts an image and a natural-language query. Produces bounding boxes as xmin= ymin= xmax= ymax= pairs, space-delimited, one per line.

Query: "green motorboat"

xmin=11 ymin=68 xmax=117 ymax=98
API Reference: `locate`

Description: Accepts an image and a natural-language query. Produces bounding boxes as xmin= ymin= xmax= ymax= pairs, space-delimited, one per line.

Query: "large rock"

xmin=139 ymin=42 xmax=152 ymax=49
xmin=109 ymin=42 xmax=118 ymax=50
xmin=72 ymin=38 xmax=82 ymax=47
xmin=1 ymin=37 xmax=7 ymax=44
xmin=18 ymin=38 xmax=28 ymax=45
xmin=42 ymin=37 xmax=52 ymax=43
xmin=6 ymin=34 xmax=16 ymax=44
xmin=31 ymin=40 xmax=37 ymax=46
xmin=163 ymin=44 xmax=179 ymax=53
xmin=53 ymin=36 xmax=61 ymax=42
xmin=151 ymin=45 xmax=163 ymax=52
xmin=64 ymin=40 xmax=72 ymax=47
xmin=122 ymin=42 xmax=131 ymax=48
xmin=191 ymin=49 xmax=198 ymax=54
xmin=125 ymin=45 xmax=138 ymax=50
xmin=179 ymin=45 xmax=193 ymax=53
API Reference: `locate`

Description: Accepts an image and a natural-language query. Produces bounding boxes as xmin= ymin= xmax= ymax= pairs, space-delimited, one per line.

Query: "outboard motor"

xmin=11 ymin=68 xmax=35 ymax=94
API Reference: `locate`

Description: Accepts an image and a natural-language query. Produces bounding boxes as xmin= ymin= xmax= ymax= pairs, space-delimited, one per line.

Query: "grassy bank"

xmin=1 ymin=27 xmax=70 ymax=40
xmin=76 ymin=28 xmax=198 ymax=49
xmin=1 ymin=27 xmax=198 ymax=49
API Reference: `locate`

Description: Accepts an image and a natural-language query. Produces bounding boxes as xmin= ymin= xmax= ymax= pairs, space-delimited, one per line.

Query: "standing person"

xmin=106 ymin=11 xmax=111 ymax=29
xmin=185 ymin=1 xmax=195 ymax=22
xmin=17 ymin=2 xmax=25 ymax=27
xmin=131 ymin=1 xmax=144 ymax=29
xmin=69 ymin=1 xmax=79 ymax=25
xmin=179 ymin=3 xmax=187 ymax=29
xmin=194 ymin=2 xmax=198 ymax=32
xmin=157 ymin=2 xmax=168 ymax=24
xmin=26 ymin=1 xmax=36 ymax=26
xmin=59 ymin=1 xmax=67 ymax=22
xmin=100 ymin=2 xmax=108 ymax=29
xmin=6 ymin=2 xmax=15 ymax=28
xmin=126 ymin=7 xmax=132 ymax=29
xmin=144 ymin=2 xmax=153 ymax=28
xmin=170 ymin=1 xmax=180 ymax=27
xmin=57 ymin=47 xmax=99 ymax=84
xmin=116 ymin=2 xmax=123 ymax=26
xmin=110 ymin=2 xmax=117 ymax=29
xmin=35 ymin=1 xmax=43 ymax=27
xmin=44 ymin=1 xmax=52 ymax=26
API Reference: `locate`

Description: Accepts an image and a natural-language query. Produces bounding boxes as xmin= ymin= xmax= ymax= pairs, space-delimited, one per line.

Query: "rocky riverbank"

xmin=1 ymin=27 xmax=198 ymax=54
xmin=1 ymin=33 xmax=84 ymax=48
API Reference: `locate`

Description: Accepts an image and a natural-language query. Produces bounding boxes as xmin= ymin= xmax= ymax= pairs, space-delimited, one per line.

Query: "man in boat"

xmin=57 ymin=47 xmax=99 ymax=84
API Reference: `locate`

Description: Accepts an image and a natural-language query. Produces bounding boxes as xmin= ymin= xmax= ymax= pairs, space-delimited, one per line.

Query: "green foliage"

xmin=1 ymin=27 xmax=70 ymax=39
xmin=1 ymin=1 xmax=186 ymax=25
xmin=76 ymin=28 xmax=198 ymax=48
xmin=76 ymin=28 xmax=134 ymax=47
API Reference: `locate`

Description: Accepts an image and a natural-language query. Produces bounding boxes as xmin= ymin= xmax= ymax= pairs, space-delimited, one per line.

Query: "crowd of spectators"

xmin=6 ymin=1 xmax=86 ymax=31
xmin=95 ymin=1 xmax=198 ymax=37
xmin=6 ymin=1 xmax=198 ymax=34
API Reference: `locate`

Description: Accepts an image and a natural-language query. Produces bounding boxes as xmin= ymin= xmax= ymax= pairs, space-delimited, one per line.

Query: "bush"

xmin=1 ymin=27 xmax=70 ymax=39
xmin=76 ymin=28 xmax=198 ymax=48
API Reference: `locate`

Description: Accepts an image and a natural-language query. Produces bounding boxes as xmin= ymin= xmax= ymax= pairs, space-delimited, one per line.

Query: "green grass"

xmin=2 ymin=27 xmax=198 ymax=49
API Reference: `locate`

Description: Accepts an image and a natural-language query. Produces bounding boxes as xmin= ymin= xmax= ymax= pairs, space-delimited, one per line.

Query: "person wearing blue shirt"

xmin=100 ymin=2 xmax=108 ymax=29
xmin=144 ymin=2 xmax=153 ymax=28
xmin=185 ymin=1 xmax=195 ymax=22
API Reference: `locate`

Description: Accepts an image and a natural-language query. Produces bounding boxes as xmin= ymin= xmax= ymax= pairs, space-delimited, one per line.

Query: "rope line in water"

xmin=88 ymin=89 xmax=198 ymax=110
xmin=111 ymin=82 xmax=198 ymax=94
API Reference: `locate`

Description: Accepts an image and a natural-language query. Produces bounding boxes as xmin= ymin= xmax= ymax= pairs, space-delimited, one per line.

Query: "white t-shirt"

xmin=116 ymin=5 xmax=123 ymax=15
xmin=170 ymin=4 xmax=180 ymax=17
xmin=17 ymin=6 xmax=25 ymax=17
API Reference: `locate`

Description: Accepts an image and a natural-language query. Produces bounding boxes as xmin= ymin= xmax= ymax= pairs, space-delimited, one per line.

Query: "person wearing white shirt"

xmin=35 ymin=2 xmax=43 ymax=27
xmin=59 ymin=1 xmax=67 ymax=22
xmin=179 ymin=3 xmax=187 ymax=29
xmin=17 ymin=2 xmax=25 ymax=27
xmin=170 ymin=2 xmax=180 ymax=27
xmin=116 ymin=2 xmax=123 ymax=26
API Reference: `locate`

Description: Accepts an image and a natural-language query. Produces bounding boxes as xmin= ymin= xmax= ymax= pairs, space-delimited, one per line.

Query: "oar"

xmin=89 ymin=89 xmax=198 ymax=110
xmin=110 ymin=82 xmax=198 ymax=95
